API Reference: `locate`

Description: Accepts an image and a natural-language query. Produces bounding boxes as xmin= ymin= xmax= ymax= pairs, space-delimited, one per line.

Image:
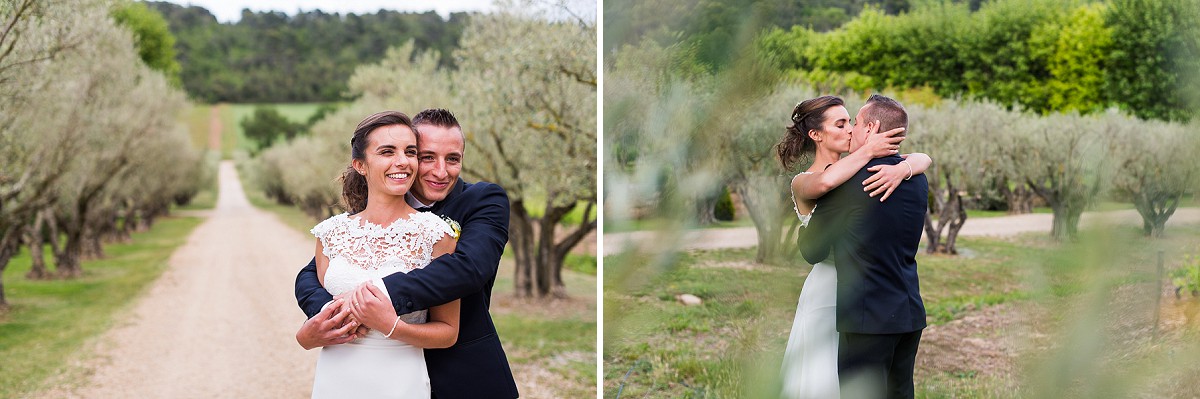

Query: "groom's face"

xmin=849 ymin=104 xmax=873 ymax=153
xmin=411 ymin=123 xmax=464 ymax=203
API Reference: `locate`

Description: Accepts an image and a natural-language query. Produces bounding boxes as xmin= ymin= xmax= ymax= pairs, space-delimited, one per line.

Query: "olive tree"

xmin=454 ymin=6 xmax=597 ymax=298
xmin=729 ymin=85 xmax=820 ymax=263
xmin=45 ymin=24 xmax=189 ymax=277
xmin=908 ymin=99 xmax=1011 ymax=253
xmin=1109 ymin=116 xmax=1199 ymax=237
xmin=0 ymin=0 xmax=197 ymax=302
xmin=0 ymin=0 xmax=101 ymax=303
xmin=1007 ymin=112 xmax=1115 ymax=240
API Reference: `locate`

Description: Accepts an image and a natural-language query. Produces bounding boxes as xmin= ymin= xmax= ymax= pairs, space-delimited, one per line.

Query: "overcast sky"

xmin=158 ymin=0 xmax=497 ymax=22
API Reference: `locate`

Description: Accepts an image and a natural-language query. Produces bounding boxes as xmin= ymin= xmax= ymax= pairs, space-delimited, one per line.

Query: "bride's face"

xmin=812 ymin=105 xmax=852 ymax=153
xmin=352 ymin=124 xmax=419 ymax=200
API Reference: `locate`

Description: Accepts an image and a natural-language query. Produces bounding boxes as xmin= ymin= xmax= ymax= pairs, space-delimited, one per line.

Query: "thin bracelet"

xmin=902 ymin=160 xmax=913 ymax=181
xmin=384 ymin=316 xmax=401 ymax=338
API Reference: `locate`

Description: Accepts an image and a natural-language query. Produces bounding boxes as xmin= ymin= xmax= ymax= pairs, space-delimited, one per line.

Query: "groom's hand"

xmin=349 ymin=283 xmax=397 ymax=333
xmin=296 ymin=298 xmax=360 ymax=350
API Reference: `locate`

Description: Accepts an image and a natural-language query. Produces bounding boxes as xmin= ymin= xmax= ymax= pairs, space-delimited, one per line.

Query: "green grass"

xmin=181 ymin=104 xmax=213 ymax=151
xmin=0 ymin=216 xmax=204 ymax=398
xmin=227 ymin=102 xmax=328 ymax=154
xmin=565 ymin=253 xmax=597 ymax=276
xmin=603 ymin=224 xmax=1200 ymax=398
xmin=604 ymin=216 xmax=755 ymax=233
xmin=519 ymin=196 xmax=597 ymax=228
xmin=493 ymin=256 xmax=597 ymax=398
xmin=495 ymin=312 xmax=596 ymax=397
xmin=964 ymin=202 xmax=1137 ymax=219
xmin=208 ymin=102 xmax=330 ymax=159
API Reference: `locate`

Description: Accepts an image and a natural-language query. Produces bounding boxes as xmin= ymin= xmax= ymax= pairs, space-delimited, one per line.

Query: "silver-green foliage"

xmin=0 ymin=0 xmax=199 ymax=287
xmin=907 ymin=99 xmax=1009 ymax=252
xmin=1109 ymin=117 xmax=1200 ymax=237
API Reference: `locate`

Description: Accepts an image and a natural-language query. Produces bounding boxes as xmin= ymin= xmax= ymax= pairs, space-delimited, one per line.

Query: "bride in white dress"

xmin=775 ymin=96 xmax=931 ymax=398
xmin=306 ymin=111 xmax=459 ymax=399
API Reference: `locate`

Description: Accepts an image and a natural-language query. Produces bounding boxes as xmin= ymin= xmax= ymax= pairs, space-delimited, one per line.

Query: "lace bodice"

xmin=311 ymin=212 xmax=454 ymax=327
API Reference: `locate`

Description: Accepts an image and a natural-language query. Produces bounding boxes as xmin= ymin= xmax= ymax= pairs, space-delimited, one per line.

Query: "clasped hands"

xmin=296 ymin=283 xmax=398 ymax=349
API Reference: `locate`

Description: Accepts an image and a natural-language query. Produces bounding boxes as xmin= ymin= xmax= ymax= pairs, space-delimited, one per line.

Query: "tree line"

xmin=144 ymin=1 xmax=470 ymax=103
xmin=242 ymin=3 xmax=596 ymax=299
xmin=757 ymin=0 xmax=1200 ymax=122
xmin=0 ymin=0 xmax=209 ymax=308
xmin=604 ymin=0 xmax=914 ymax=72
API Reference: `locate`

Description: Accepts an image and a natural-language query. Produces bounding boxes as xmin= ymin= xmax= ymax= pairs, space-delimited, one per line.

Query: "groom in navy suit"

xmin=295 ymin=109 xmax=519 ymax=398
xmin=800 ymin=94 xmax=927 ymax=399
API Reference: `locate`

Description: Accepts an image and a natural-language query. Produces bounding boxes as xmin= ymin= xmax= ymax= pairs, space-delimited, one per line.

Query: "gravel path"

xmin=603 ymin=208 xmax=1200 ymax=255
xmin=52 ymin=161 xmax=317 ymax=398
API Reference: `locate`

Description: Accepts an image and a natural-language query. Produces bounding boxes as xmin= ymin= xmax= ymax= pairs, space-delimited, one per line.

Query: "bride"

xmin=307 ymin=111 xmax=459 ymax=398
xmin=775 ymin=96 xmax=931 ymax=398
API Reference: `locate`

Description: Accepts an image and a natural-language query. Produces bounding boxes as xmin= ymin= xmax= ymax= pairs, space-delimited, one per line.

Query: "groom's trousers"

xmin=838 ymin=329 xmax=923 ymax=399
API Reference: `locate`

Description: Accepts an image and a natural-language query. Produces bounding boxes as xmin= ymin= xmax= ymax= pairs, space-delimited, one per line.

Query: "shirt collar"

xmin=405 ymin=193 xmax=436 ymax=209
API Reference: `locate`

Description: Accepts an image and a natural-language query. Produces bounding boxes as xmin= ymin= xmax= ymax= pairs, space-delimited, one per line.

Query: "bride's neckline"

xmin=346 ymin=211 xmax=420 ymax=231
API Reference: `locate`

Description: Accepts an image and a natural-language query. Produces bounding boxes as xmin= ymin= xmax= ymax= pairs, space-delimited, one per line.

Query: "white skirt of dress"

xmin=781 ymin=260 xmax=839 ymax=399
xmin=311 ymin=331 xmax=430 ymax=399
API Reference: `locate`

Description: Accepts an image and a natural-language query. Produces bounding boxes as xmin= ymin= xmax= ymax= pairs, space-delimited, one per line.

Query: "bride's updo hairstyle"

xmin=342 ymin=111 xmax=416 ymax=214
xmin=775 ymin=95 xmax=844 ymax=171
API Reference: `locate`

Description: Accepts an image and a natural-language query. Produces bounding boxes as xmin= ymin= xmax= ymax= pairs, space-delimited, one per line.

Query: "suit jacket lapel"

xmin=429 ymin=177 xmax=468 ymax=214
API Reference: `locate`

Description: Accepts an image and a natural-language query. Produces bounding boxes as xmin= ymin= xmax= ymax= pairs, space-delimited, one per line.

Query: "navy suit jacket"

xmin=296 ymin=178 xmax=519 ymax=398
xmin=799 ymin=155 xmax=928 ymax=335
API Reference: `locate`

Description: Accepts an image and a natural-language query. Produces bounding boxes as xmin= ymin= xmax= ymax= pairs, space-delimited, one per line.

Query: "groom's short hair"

xmin=863 ymin=94 xmax=908 ymax=136
xmin=413 ymin=108 xmax=460 ymax=129
xmin=412 ymin=108 xmax=466 ymax=144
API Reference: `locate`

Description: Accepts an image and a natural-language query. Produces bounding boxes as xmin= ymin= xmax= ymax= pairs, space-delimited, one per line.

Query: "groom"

xmin=800 ymin=94 xmax=927 ymax=399
xmin=294 ymin=108 xmax=520 ymax=398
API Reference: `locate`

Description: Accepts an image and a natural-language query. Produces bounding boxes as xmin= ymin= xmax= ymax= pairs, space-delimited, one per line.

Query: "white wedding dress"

xmin=781 ymin=173 xmax=840 ymax=399
xmin=309 ymin=212 xmax=453 ymax=399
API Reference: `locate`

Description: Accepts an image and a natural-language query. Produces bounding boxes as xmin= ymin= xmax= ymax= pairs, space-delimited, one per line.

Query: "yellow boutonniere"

xmin=441 ymin=215 xmax=461 ymax=239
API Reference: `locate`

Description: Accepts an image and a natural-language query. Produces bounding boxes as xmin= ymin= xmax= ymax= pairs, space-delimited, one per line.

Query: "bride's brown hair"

xmin=775 ymin=95 xmax=844 ymax=171
xmin=342 ymin=111 xmax=416 ymax=214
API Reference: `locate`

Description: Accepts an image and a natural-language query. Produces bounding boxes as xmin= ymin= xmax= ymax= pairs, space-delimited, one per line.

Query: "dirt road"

xmin=603 ymin=208 xmax=1200 ymax=255
xmin=52 ymin=161 xmax=317 ymax=398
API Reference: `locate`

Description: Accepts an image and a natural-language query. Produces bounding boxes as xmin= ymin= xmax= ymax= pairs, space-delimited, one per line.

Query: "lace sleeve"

xmin=310 ymin=213 xmax=349 ymax=259
xmin=415 ymin=212 xmax=455 ymax=242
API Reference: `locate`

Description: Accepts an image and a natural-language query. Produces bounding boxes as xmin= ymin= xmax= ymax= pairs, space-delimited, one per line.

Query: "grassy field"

xmin=181 ymin=102 xmax=330 ymax=159
xmin=603 ymin=224 xmax=1200 ymax=398
xmin=181 ymin=104 xmax=212 ymax=150
xmin=607 ymin=201 xmax=1146 ymax=233
xmin=251 ymin=187 xmax=599 ymax=398
xmin=0 ymin=216 xmax=205 ymax=398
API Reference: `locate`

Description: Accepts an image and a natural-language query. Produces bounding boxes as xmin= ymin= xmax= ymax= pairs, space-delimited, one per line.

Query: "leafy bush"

xmin=240 ymin=106 xmax=306 ymax=152
xmin=1172 ymin=251 xmax=1200 ymax=297
xmin=759 ymin=0 xmax=1198 ymax=121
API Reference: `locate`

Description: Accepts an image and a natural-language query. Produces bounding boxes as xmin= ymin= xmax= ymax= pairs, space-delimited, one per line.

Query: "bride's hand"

xmin=349 ymin=283 xmax=397 ymax=333
xmin=328 ymin=292 xmax=360 ymax=329
xmin=863 ymin=161 xmax=911 ymax=201
xmin=858 ymin=120 xmax=905 ymax=158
